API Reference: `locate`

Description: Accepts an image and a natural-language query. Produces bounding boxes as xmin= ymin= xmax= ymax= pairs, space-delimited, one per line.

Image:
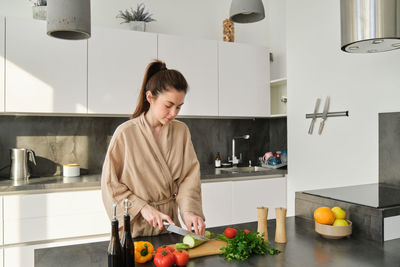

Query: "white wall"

xmin=286 ymin=0 xmax=400 ymax=215
xmin=0 ymin=0 xmax=286 ymax=80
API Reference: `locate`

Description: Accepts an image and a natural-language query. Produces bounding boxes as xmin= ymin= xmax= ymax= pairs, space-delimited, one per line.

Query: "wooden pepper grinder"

xmin=257 ymin=207 xmax=269 ymax=241
xmin=275 ymin=207 xmax=287 ymax=243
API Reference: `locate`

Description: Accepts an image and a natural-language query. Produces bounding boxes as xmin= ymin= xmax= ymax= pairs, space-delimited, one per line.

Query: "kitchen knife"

xmin=163 ymin=222 xmax=210 ymax=241
xmin=318 ymin=96 xmax=330 ymax=135
xmin=308 ymin=98 xmax=321 ymax=135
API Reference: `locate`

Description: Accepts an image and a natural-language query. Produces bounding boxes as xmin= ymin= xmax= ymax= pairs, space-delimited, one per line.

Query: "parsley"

xmin=216 ymin=230 xmax=280 ymax=261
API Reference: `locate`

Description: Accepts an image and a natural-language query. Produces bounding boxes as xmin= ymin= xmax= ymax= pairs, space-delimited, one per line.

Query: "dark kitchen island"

xmin=35 ymin=217 xmax=400 ymax=267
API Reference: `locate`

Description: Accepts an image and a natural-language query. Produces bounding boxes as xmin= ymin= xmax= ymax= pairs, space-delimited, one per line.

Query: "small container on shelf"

xmin=275 ymin=151 xmax=282 ymax=161
xmin=63 ymin=163 xmax=80 ymax=177
xmin=215 ymin=152 xmax=221 ymax=168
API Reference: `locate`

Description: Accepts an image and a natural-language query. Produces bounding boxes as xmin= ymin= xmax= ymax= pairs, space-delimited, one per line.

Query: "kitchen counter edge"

xmin=0 ymin=169 xmax=287 ymax=195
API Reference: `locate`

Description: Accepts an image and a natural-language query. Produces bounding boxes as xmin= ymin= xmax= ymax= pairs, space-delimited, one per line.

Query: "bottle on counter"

xmin=215 ymin=152 xmax=221 ymax=168
xmin=108 ymin=204 xmax=122 ymax=267
xmin=121 ymin=199 xmax=134 ymax=267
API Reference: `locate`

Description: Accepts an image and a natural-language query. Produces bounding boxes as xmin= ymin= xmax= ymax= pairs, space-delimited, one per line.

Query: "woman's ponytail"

xmin=130 ymin=60 xmax=188 ymax=119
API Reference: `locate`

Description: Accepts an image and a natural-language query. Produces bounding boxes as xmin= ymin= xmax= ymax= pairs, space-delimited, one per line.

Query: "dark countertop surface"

xmin=0 ymin=167 xmax=286 ymax=195
xmin=303 ymin=183 xmax=400 ymax=208
xmin=35 ymin=217 xmax=400 ymax=267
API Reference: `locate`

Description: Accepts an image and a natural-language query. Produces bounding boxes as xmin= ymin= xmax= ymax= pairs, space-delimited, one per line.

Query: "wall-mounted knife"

xmin=163 ymin=222 xmax=209 ymax=241
xmin=318 ymin=96 xmax=330 ymax=135
xmin=308 ymin=98 xmax=321 ymax=135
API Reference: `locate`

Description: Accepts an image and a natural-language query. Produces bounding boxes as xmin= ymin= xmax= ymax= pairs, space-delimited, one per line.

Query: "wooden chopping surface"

xmin=168 ymin=239 xmax=227 ymax=258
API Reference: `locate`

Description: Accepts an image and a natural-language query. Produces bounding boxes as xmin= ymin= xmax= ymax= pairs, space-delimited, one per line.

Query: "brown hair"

xmin=130 ymin=60 xmax=188 ymax=119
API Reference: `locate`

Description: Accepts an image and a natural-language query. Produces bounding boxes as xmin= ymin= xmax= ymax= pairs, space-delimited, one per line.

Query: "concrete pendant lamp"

xmin=47 ymin=0 xmax=91 ymax=40
xmin=229 ymin=0 xmax=265 ymax=23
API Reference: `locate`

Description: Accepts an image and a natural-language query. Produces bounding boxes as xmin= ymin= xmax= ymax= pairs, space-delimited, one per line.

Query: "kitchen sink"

xmin=219 ymin=166 xmax=271 ymax=173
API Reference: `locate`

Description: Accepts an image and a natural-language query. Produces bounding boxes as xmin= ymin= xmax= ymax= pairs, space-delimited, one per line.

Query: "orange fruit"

xmin=314 ymin=207 xmax=335 ymax=225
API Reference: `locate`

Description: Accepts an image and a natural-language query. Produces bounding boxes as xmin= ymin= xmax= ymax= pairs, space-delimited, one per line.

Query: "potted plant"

xmin=116 ymin=3 xmax=156 ymax=32
xmin=30 ymin=0 xmax=47 ymax=20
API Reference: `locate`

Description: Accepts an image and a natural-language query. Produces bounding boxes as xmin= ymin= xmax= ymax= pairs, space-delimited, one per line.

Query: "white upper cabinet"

xmin=88 ymin=27 xmax=157 ymax=114
xmin=218 ymin=42 xmax=270 ymax=117
xmin=5 ymin=17 xmax=87 ymax=113
xmin=0 ymin=16 xmax=4 ymax=112
xmin=158 ymin=34 xmax=218 ymax=116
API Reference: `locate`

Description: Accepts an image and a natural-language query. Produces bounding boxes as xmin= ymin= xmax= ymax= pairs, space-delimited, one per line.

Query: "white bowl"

xmin=315 ymin=220 xmax=352 ymax=239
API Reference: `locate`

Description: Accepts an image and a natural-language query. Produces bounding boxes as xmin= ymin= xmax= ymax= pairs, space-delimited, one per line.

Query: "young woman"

xmin=101 ymin=60 xmax=205 ymax=237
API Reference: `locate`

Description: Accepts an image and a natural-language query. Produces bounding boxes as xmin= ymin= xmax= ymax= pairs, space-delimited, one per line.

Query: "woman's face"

xmin=146 ymin=88 xmax=186 ymax=125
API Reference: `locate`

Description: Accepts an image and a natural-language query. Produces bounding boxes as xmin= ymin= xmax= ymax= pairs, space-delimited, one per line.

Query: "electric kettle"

xmin=10 ymin=148 xmax=37 ymax=180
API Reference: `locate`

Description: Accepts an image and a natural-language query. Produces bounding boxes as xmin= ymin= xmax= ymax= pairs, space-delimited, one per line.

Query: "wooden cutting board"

xmin=167 ymin=239 xmax=227 ymax=258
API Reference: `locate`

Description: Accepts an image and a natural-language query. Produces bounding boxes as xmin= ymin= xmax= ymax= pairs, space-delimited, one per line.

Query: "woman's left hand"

xmin=182 ymin=211 xmax=205 ymax=236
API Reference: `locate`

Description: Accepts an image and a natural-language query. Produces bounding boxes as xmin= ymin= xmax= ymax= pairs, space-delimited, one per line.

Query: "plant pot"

xmin=128 ymin=21 xmax=146 ymax=32
xmin=32 ymin=6 xmax=47 ymax=20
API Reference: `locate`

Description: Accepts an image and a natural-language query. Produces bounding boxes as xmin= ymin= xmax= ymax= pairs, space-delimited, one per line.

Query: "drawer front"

xmin=4 ymin=190 xmax=110 ymax=244
xmin=4 ymin=190 xmax=105 ymax=219
xmin=4 ymin=236 xmax=108 ymax=267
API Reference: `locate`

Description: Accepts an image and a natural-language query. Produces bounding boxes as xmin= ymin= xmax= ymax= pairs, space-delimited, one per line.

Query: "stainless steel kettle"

xmin=10 ymin=148 xmax=37 ymax=180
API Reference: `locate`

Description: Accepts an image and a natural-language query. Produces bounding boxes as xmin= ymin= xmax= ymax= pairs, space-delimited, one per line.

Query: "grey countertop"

xmin=0 ymin=167 xmax=287 ymax=195
xmin=34 ymin=217 xmax=400 ymax=267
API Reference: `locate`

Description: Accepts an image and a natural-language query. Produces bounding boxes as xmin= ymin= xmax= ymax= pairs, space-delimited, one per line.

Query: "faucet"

xmin=231 ymin=134 xmax=250 ymax=166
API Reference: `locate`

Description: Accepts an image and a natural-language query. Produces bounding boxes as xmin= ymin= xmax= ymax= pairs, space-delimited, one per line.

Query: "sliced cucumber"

xmin=175 ymin=243 xmax=190 ymax=250
xmin=182 ymin=230 xmax=214 ymax=248
xmin=204 ymin=230 xmax=213 ymax=239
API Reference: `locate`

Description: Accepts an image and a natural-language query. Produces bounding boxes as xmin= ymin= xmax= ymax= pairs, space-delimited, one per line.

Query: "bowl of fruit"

xmin=313 ymin=206 xmax=352 ymax=239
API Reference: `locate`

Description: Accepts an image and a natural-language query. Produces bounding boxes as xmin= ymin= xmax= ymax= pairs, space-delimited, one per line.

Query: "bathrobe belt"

xmin=149 ymin=192 xmax=177 ymax=206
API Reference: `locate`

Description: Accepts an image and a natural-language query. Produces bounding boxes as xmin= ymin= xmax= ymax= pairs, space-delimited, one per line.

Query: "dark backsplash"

xmin=0 ymin=115 xmax=287 ymax=178
xmin=379 ymin=112 xmax=400 ymax=186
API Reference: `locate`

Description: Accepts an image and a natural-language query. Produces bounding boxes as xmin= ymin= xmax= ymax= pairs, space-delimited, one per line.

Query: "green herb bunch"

xmin=116 ymin=3 xmax=156 ymax=23
xmin=216 ymin=230 xmax=280 ymax=261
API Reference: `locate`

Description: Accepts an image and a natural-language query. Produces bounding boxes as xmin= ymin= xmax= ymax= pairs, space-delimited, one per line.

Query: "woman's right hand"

xmin=140 ymin=204 xmax=174 ymax=230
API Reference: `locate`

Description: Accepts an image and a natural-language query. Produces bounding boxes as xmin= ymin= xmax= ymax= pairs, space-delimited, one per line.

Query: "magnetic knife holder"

xmin=305 ymin=111 xmax=349 ymax=119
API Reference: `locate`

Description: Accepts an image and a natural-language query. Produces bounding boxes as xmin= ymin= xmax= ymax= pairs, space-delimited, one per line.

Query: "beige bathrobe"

xmin=101 ymin=113 xmax=205 ymax=237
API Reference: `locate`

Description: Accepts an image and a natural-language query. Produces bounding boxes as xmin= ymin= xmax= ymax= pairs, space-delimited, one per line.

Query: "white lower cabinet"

xmin=231 ymin=177 xmax=286 ymax=224
xmin=201 ymin=177 xmax=286 ymax=227
xmin=0 ymin=197 xmax=3 ymax=245
xmin=201 ymin=181 xmax=233 ymax=228
xmin=3 ymin=236 xmax=108 ymax=267
xmin=3 ymin=190 xmax=109 ymax=245
xmin=1 ymin=190 xmax=110 ymax=267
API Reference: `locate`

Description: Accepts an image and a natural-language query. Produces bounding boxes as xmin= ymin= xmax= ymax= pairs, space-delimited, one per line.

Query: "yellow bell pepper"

xmin=134 ymin=241 xmax=154 ymax=263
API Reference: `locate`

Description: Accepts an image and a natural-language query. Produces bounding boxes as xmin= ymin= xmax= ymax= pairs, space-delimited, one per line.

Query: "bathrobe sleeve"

xmin=101 ymin=131 xmax=148 ymax=221
xmin=175 ymin=126 xmax=205 ymax=220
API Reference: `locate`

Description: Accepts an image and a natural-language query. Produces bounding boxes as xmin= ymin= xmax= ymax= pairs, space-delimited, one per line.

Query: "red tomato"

xmin=156 ymin=245 xmax=175 ymax=255
xmin=173 ymin=249 xmax=189 ymax=266
xmin=224 ymin=227 xmax=237 ymax=239
xmin=154 ymin=249 xmax=175 ymax=267
xmin=243 ymin=229 xmax=251 ymax=234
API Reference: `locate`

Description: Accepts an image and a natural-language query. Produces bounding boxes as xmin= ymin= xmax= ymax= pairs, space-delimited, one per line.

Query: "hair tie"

xmin=161 ymin=63 xmax=167 ymax=71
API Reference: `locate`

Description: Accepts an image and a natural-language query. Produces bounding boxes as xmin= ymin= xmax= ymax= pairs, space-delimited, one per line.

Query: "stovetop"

xmin=303 ymin=183 xmax=400 ymax=208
